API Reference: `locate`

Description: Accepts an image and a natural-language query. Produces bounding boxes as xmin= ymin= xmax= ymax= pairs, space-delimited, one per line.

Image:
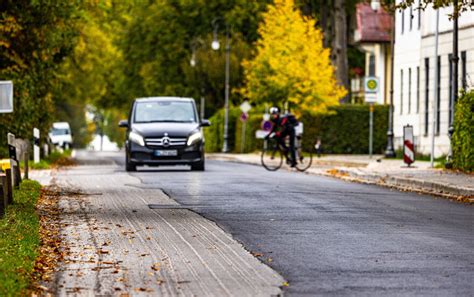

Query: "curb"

xmin=333 ymin=168 xmax=474 ymax=202
xmin=208 ymin=154 xmax=474 ymax=204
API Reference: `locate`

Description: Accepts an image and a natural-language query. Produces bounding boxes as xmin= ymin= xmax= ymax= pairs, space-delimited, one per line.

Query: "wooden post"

xmin=0 ymin=174 xmax=6 ymax=218
xmin=24 ymin=151 xmax=29 ymax=180
xmin=5 ymin=169 xmax=13 ymax=204
xmin=7 ymin=133 xmax=21 ymax=188
xmin=13 ymin=165 xmax=21 ymax=189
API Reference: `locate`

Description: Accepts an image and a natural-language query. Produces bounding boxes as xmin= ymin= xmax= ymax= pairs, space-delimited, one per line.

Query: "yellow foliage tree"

xmin=241 ymin=0 xmax=346 ymax=114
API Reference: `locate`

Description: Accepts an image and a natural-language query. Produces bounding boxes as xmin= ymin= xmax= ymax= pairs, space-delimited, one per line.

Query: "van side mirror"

xmin=118 ymin=120 xmax=129 ymax=128
xmin=200 ymin=119 xmax=211 ymax=127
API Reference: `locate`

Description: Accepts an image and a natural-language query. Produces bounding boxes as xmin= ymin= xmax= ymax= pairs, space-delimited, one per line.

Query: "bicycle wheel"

xmin=261 ymin=144 xmax=283 ymax=171
xmin=295 ymin=149 xmax=312 ymax=172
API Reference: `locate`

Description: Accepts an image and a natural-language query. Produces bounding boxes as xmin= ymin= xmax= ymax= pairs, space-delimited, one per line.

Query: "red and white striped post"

xmin=403 ymin=125 xmax=415 ymax=166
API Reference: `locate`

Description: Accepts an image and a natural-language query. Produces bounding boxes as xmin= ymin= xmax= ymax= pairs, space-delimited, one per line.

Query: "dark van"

xmin=119 ymin=97 xmax=210 ymax=171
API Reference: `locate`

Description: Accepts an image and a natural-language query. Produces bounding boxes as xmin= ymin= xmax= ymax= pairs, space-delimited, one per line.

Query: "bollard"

xmin=5 ymin=169 xmax=13 ymax=204
xmin=0 ymin=174 xmax=6 ymax=218
xmin=43 ymin=143 xmax=49 ymax=157
xmin=33 ymin=128 xmax=40 ymax=163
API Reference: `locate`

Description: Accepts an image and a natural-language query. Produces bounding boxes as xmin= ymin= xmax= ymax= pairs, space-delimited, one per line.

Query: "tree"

xmin=0 ymin=0 xmax=82 ymax=154
xmin=334 ymin=0 xmax=349 ymax=102
xmin=241 ymin=0 xmax=346 ymax=114
xmin=118 ymin=0 xmax=271 ymax=115
xmin=52 ymin=1 xmax=129 ymax=147
xmin=395 ymin=0 xmax=471 ymax=14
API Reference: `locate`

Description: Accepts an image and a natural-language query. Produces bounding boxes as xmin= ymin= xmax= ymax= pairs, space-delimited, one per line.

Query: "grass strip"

xmin=0 ymin=180 xmax=42 ymax=296
xmin=27 ymin=149 xmax=74 ymax=170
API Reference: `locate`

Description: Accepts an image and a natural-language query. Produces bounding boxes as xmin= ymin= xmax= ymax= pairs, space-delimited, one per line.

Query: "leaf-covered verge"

xmin=31 ymin=186 xmax=63 ymax=295
xmin=0 ymin=180 xmax=41 ymax=296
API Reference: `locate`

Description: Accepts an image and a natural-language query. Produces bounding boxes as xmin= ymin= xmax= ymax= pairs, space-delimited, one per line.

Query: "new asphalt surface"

xmin=111 ymin=154 xmax=473 ymax=296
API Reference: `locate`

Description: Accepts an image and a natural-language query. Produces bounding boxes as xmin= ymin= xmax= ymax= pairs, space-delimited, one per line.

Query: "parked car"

xmin=49 ymin=122 xmax=73 ymax=149
xmin=119 ymin=97 xmax=210 ymax=171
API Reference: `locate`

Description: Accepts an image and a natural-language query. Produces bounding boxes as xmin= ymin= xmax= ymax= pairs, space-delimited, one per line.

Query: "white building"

xmin=393 ymin=2 xmax=473 ymax=157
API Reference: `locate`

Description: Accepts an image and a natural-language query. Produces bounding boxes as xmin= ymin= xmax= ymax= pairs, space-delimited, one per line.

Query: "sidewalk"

xmin=30 ymin=159 xmax=285 ymax=296
xmin=208 ymin=153 xmax=474 ymax=203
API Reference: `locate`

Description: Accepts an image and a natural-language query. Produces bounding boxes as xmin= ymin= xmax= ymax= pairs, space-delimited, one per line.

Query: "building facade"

xmin=393 ymin=2 xmax=473 ymax=157
xmin=354 ymin=3 xmax=393 ymax=105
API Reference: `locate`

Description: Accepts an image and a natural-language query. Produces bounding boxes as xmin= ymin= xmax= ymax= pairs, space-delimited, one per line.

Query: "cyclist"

xmin=265 ymin=107 xmax=297 ymax=167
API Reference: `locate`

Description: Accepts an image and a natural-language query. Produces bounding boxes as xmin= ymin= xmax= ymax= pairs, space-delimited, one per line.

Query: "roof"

xmin=354 ymin=3 xmax=393 ymax=43
xmin=135 ymin=97 xmax=194 ymax=102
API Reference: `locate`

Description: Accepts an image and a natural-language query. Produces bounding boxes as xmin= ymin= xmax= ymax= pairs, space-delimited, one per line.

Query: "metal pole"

xmin=222 ymin=26 xmax=230 ymax=153
xmin=431 ymin=9 xmax=440 ymax=168
xmin=446 ymin=0 xmax=459 ymax=168
xmin=240 ymin=121 xmax=246 ymax=153
xmin=385 ymin=7 xmax=396 ymax=157
xmin=369 ymin=103 xmax=374 ymax=158
xmin=200 ymin=95 xmax=205 ymax=120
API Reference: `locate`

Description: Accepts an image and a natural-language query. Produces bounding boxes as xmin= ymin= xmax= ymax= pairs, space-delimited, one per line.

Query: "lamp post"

xmin=446 ymin=0 xmax=459 ymax=168
xmin=190 ymin=39 xmax=205 ymax=120
xmin=371 ymin=0 xmax=395 ymax=157
xmin=212 ymin=19 xmax=231 ymax=153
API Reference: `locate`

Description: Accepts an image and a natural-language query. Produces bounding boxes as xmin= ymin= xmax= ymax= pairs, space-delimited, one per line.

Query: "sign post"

xmin=364 ymin=77 xmax=379 ymax=158
xmin=369 ymin=104 xmax=374 ymax=158
xmin=403 ymin=125 xmax=415 ymax=166
xmin=239 ymin=101 xmax=252 ymax=153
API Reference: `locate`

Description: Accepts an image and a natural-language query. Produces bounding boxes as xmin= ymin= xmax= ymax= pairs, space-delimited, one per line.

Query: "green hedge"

xmin=452 ymin=91 xmax=474 ymax=172
xmin=205 ymin=104 xmax=389 ymax=154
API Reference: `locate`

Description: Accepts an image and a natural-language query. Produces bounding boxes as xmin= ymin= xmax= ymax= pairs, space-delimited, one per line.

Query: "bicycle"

xmin=261 ymin=134 xmax=313 ymax=172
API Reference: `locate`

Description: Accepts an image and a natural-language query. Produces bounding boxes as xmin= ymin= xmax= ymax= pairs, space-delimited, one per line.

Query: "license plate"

xmin=155 ymin=150 xmax=178 ymax=157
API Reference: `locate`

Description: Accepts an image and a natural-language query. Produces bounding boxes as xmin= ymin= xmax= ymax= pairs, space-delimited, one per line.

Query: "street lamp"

xmin=446 ymin=0 xmax=459 ymax=168
xmin=371 ymin=0 xmax=396 ymax=157
xmin=190 ymin=38 xmax=205 ymax=120
xmin=212 ymin=19 xmax=231 ymax=153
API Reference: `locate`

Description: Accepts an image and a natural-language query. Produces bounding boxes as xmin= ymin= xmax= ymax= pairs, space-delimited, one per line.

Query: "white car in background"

xmin=49 ymin=122 xmax=73 ymax=149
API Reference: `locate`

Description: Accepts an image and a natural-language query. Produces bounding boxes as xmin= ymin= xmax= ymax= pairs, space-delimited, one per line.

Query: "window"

xmin=408 ymin=68 xmax=412 ymax=114
xmin=461 ymin=51 xmax=467 ymax=90
xmin=449 ymin=54 xmax=453 ymax=125
xmin=436 ymin=56 xmax=441 ymax=135
xmin=416 ymin=66 xmax=420 ymax=113
xmin=369 ymin=54 xmax=376 ymax=76
xmin=401 ymin=9 xmax=405 ymax=34
xmin=410 ymin=7 xmax=413 ymax=31
xmin=424 ymin=58 xmax=429 ymax=136
xmin=400 ymin=69 xmax=404 ymax=114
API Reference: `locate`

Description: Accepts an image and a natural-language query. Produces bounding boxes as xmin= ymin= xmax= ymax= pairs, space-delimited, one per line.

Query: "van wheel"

xmin=126 ymin=155 xmax=136 ymax=172
xmin=191 ymin=159 xmax=205 ymax=171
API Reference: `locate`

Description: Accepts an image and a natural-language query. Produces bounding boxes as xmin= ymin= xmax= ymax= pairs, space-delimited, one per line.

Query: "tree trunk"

xmin=319 ymin=0 xmax=330 ymax=48
xmin=334 ymin=0 xmax=349 ymax=103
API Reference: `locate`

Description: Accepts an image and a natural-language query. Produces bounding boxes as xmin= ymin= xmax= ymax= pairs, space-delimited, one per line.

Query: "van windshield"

xmin=51 ymin=128 xmax=70 ymax=136
xmin=134 ymin=101 xmax=196 ymax=123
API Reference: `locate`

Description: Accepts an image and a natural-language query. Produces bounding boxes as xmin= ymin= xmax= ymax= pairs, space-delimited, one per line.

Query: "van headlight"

xmin=187 ymin=131 xmax=202 ymax=146
xmin=129 ymin=131 xmax=145 ymax=146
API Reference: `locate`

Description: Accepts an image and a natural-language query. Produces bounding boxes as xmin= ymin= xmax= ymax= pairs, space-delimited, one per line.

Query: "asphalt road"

xmin=111 ymin=154 xmax=473 ymax=296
